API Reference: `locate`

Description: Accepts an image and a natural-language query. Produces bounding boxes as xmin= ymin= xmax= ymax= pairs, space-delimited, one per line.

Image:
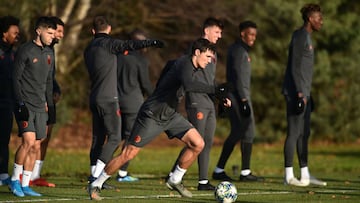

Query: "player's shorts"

xmin=128 ymin=109 xmax=193 ymax=147
xmin=16 ymin=110 xmax=48 ymax=140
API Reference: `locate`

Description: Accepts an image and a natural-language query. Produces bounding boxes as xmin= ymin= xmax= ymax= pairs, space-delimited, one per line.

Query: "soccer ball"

xmin=214 ymin=181 xmax=238 ymax=203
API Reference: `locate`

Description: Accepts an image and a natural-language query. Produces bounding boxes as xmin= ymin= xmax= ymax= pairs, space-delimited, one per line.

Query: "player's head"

xmin=92 ymin=16 xmax=111 ymax=34
xmin=202 ymin=17 xmax=224 ymax=44
xmin=50 ymin=16 xmax=65 ymax=44
xmin=301 ymin=3 xmax=323 ymax=32
xmin=34 ymin=16 xmax=56 ymax=46
xmin=0 ymin=15 xmax=20 ymax=45
xmin=191 ymin=38 xmax=216 ymax=69
xmin=239 ymin=20 xmax=257 ymax=47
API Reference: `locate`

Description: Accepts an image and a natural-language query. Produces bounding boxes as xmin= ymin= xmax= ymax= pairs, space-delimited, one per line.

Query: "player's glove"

xmin=239 ymin=100 xmax=251 ymax=117
xmin=294 ymin=96 xmax=305 ymax=115
xmin=15 ymin=102 xmax=29 ymax=121
xmin=214 ymin=82 xmax=233 ymax=100
xmin=151 ymin=39 xmax=165 ymax=48
xmin=47 ymin=105 xmax=56 ymax=125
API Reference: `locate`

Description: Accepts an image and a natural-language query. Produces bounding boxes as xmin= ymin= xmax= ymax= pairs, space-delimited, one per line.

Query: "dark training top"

xmin=0 ymin=40 xmax=15 ymax=107
xmin=141 ymin=55 xmax=215 ymax=121
xmin=282 ymin=27 xmax=314 ymax=98
xmin=226 ymin=39 xmax=252 ymax=101
xmin=84 ymin=33 xmax=158 ymax=104
xmin=117 ymin=51 xmax=154 ymax=113
xmin=13 ymin=41 xmax=54 ymax=112
xmin=185 ymin=54 xmax=216 ymax=109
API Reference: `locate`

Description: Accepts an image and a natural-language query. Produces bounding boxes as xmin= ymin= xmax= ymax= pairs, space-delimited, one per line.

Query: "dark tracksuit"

xmin=184 ymin=56 xmax=217 ymax=181
xmin=13 ymin=41 xmax=54 ymax=138
xmin=84 ymin=33 xmax=159 ymax=165
xmin=128 ymin=55 xmax=217 ymax=147
xmin=216 ymin=39 xmax=255 ymax=171
xmin=117 ymin=50 xmax=154 ymax=171
xmin=0 ymin=40 xmax=15 ymax=175
xmin=282 ymin=27 xmax=314 ymax=168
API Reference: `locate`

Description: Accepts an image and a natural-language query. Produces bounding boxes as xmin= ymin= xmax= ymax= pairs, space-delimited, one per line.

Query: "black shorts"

xmin=128 ymin=109 xmax=193 ymax=147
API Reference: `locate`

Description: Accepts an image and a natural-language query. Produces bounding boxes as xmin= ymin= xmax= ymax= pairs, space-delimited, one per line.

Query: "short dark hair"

xmin=301 ymin=3 xmax=321 ymax=23
xmin=239 ymin=20 xmax=257 ymax=32
xmin=129 ymin=28 xmax=147 ymax=40
xmin=92 ymin=16 xmax=110 ymax=33
xmin=191 ymin=38 xmax=216 ymax=55
xmin=50 ymin=16 xmax=64 ymax=27
xmin=35 ymin=16 xmax=57 ymax=31
xmin=0 ymin=15 xmax=19 ymax=34
xmin=202 ymin=17 xmax=224 ymax=31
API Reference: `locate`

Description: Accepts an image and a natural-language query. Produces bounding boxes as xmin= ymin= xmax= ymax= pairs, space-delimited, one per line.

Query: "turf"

xmin=0 ymin=143 xmax=359 ymax=202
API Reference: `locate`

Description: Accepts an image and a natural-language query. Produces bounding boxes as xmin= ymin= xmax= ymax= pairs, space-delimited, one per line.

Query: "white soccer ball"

xmin=214 ymin=181 xmax=238 ymax=203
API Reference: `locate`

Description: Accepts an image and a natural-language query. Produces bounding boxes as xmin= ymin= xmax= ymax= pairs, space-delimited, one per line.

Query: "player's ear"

xmin=195 ymin=49 xmax=200 ymax=56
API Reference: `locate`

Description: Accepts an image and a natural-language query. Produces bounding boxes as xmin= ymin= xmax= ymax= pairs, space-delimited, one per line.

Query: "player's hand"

xmin=240 ymin=100 xmax=251 ymax=117
xmin=53 ymin=92 xmax=61 ymax=104
xmin=223 ymin=98 xmax=231 ymax=107
xmin=215 ymin=82 xmax=233 ymax=99
xmin=151 ymin=40 xmax=165 ymax=48
xmin=15 ymin=102 xmax=29 ymax=121
xmin=294 ymin=96 xmax=305 ymax=115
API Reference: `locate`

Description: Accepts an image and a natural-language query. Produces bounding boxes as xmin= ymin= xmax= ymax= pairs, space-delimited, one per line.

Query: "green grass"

xmin=1 ymin=142 xmax=359 ymax=202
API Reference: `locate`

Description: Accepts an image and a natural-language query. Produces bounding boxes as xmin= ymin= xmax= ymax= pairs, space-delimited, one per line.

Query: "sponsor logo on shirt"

xmin=32 ymin=58 xmax=38 ymax=63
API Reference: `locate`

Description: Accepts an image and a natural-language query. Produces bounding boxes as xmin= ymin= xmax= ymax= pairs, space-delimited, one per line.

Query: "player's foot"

xmin=302 ymin=175 xmax=327 ymax=186
xmin=88 ymin=175 xmax=115 ymax=190
xmin=166 ymin=179 xmax=192 ymax=198
xmin=284 ymin=177 xmax=309 ymax=187
xmin=197 ymin=182 xmax=215 ymax=191
xmin=88 ymin=185 xmax=103 ymax=201
xmin=9 ymin=180 xmax=24 ymax=197
xmin=212 ymin=171 xmax=233 ymax=181
xmin=239 ymin=173 xmax=265 ymax=182
xmin=117 ymin=174 xmax=139 ymax=182
xmin=21 ymin=186 xmax=42 ymax=196
xmin=0 ymin=177 xmax=10 ymax=186
xmin=30 ymin=177 xmax=56 ymax=187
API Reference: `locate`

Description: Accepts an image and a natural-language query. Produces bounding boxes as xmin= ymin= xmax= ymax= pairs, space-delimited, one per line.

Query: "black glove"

xmin=151 ymin=39 xmax=165 ymax=48
xmin=215 ymin=83 xmax=232 ymax=100
xmin=239 ymin=100 xmax=251 ymax=117
xmin=15 ymin=103 xmax=29 ymax=121
xmin=294 ymin=96 xmax=305 ymax=115
xmin=47 ymin=105 xmax=56 ymax=125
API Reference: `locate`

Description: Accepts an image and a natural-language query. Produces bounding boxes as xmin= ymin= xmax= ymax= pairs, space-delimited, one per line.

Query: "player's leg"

xmin=213 ymin=100 xmax=241 ymax=181
xmin=196 ymin=109 xmax=216 ymax=190
xmin=0 ymin=107 xmax=13 ymax=185
xmin=117 ymin=113 xmax=139 ymax=182
xmin=283 ymin=96 xmax=308 ymax=186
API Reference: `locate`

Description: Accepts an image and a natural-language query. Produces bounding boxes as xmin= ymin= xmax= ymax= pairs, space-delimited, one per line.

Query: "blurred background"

xmin=2 ymin=0 xmax=359 ymax=144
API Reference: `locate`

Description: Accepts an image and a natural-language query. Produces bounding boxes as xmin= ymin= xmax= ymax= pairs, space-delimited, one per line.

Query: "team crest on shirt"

xmin=134 ymin=135 xmax=141 ymax=143
xmin=116 ymin=109 xmax=121 ymax=117
xmin=309 ymin=45 xmax=313 ymax=50
xmin=196 ymin=112 xmax=204 ymax=120
xmin=21 ymin=121 xmax=28 ymax=128
xmin=32 ymin=58 xmax=38 ymax=63
xmin=123 ymin=50 xmax=129 ymax=55
xmin=47 ymin=55 xmax=51 ymax=65
xmin=248 ymin=57 xmax=251 ymax=62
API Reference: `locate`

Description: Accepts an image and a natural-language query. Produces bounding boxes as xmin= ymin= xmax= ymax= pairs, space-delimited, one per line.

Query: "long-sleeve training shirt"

xmin=117 ymin=51 xmax=154 ymax=113
xmin=84 ymin=33 xmax=159 ymax=104
xmin=282 ymin=27 xmax=314 ymax=98
xmin=226 ymin=39 xmax=252 ymax=101
xmin=13 ymin=41 xmax=54 ymax=112
xmin=141 ymin=55 xmax=215 ymax=121
xmin=0 ymin=40 xmax=15 ymax=107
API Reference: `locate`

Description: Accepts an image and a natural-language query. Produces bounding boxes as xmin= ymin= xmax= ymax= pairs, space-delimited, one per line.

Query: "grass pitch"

xmin=0 ymin=142 xmax=359 ymax=202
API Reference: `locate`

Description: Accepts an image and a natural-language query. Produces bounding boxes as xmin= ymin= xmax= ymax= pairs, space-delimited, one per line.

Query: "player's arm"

xmin=231 ymin=47 xmax=248 ymax=101
xmin=109 ymin=38 xmax=164 ymax=54
xmin=291 ymin=33 xmax=307 ymax=98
